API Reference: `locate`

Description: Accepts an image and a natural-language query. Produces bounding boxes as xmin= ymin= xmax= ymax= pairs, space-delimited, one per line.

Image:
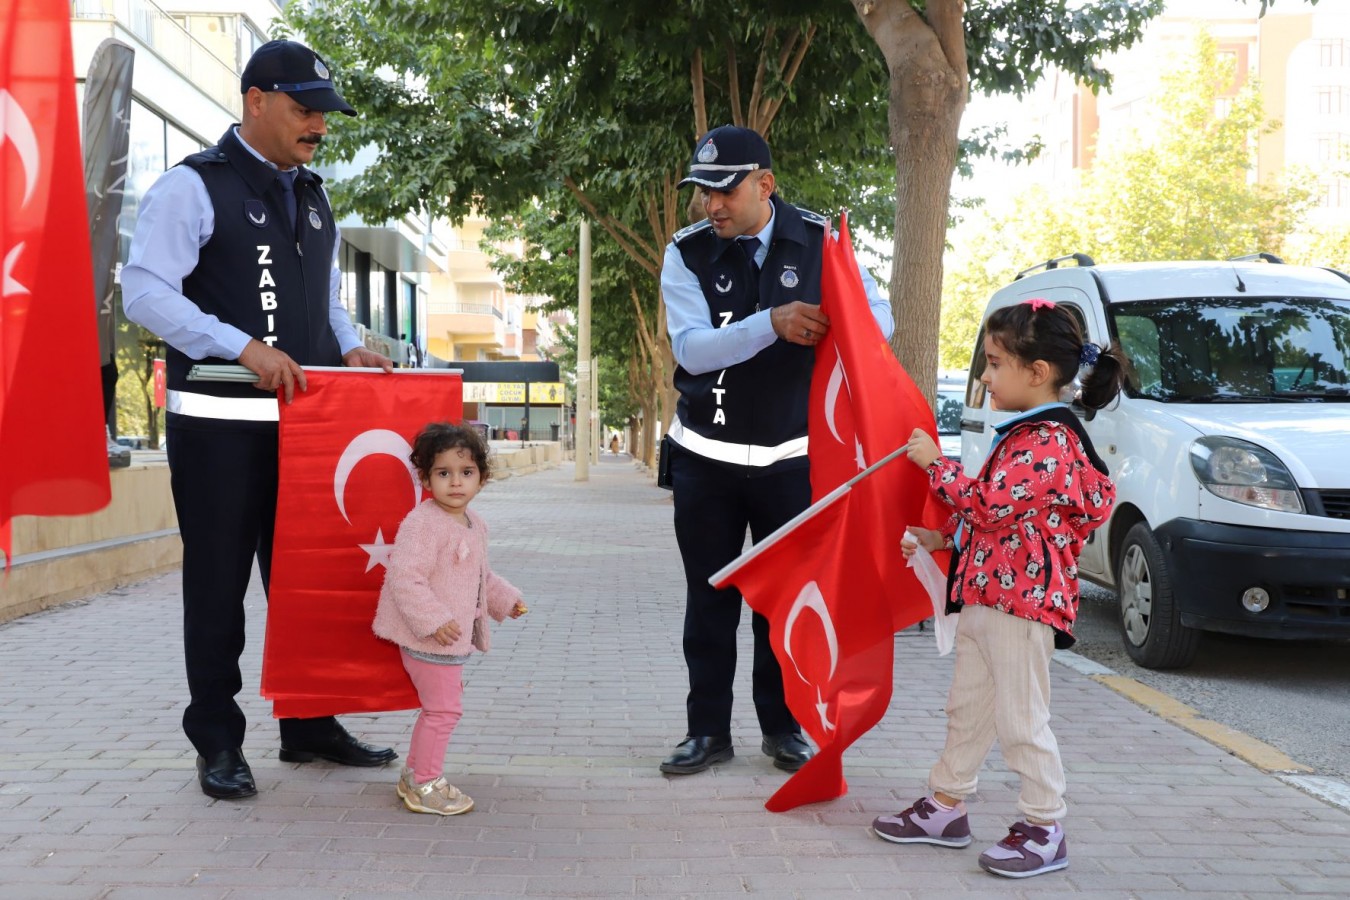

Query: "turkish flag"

xmin=261 ymin=369 xmax=463 ymax=717
xmin=809 ymin=214 xmax=947 ymax=628
xmin=1 ymin=0 xmax=111 ymax=565
xmin=712 ymin=472 xmax=897 ymax=811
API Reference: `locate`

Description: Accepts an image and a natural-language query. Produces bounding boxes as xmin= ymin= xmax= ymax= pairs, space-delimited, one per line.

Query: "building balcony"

xmin=71 ymin=0 xmax=240 ymax=118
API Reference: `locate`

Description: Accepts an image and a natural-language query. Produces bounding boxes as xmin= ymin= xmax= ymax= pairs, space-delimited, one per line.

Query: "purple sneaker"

xmin=978 ymin=821 xmax=1068 ymax=878
xmin=872 ymin=796 xmax=972 ymax=848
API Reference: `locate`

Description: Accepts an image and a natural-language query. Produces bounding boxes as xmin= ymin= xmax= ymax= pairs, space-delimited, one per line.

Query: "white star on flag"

xmin=358 ymin=528 xmax=394 ymax=573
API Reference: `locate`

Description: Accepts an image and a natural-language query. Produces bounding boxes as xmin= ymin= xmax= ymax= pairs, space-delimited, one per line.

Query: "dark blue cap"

xmin=678 ymin=125 xmax=772 ymax=191
xmin=241 ymin=40 xmax=356 ymax=117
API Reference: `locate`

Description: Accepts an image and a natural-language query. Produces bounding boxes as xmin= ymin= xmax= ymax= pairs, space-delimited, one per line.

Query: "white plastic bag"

xmin=904 ymin=530 xmax=959 ymax=656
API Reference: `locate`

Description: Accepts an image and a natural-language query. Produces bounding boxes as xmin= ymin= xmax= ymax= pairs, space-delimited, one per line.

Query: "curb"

xmin=1052 ymin=650 xmax=1350 ymax=814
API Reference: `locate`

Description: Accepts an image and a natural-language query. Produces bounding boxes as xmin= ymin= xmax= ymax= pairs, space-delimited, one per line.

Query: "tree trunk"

xmin=851 ymin=0 xmax=967 ymax=409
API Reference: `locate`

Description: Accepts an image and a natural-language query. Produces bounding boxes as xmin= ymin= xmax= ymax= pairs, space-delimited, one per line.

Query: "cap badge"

xmin=245 ymin=199 xmax=268 ymax=228
xmin=697 ymin=139 xmax=718 ymax=163
xmin=314 ymin=57 xmax=330 ymax=80
xmin=308 ymin=208 xmax=323 ymax=229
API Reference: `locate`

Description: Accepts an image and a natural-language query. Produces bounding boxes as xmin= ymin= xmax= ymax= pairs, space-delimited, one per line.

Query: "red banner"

xmin=1 ymin=0 xmax=111 ymax=564
xmin=152 ymin=358 xmax=166 ymax=408
xmin=712 ymin=473 xmax=896 ymax=811
xmin=262 ymin=369 xmax=463 ymax=717
xmin=809 ymin=214 xmax=946 ymax=628
xmin=714 ymin=218 xmax=942 ymax=811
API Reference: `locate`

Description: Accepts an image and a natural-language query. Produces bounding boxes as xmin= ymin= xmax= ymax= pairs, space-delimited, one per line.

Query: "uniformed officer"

xmin=123 ymin=40 xmax=397 ymax=800
xmin=659 ymin=126 xmax=895 ymax=775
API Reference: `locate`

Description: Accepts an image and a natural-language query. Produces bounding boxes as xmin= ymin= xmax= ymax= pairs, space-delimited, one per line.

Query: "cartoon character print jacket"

xmin=927 ymin=405 xmax=1115 ymax=648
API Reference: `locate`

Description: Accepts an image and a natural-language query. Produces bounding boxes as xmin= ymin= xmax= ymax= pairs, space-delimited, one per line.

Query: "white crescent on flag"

xmin=333 ymin=428 xmax=421 ymax=525
xmin=823 ymin=353 xmax=847 ymax=445
xmin=783 ymin=581 xmax=840 ymax=732
xmin=1 ymin=90 xmax=40 ymax=300
xmin=0 ymin=89 xmax=40 ymax=206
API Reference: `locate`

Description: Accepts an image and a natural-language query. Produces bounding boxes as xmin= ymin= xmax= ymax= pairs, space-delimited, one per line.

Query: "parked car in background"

xmin=961 ymin=253 xmax=1350 ymax=669
xmin=936 ymin=371 xmax=966 ymax=465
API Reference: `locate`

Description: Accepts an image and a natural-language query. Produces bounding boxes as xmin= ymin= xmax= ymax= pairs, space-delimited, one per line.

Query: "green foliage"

xmin=284 ymin=0 xmax=895 ymax=234
xmin=112 ymin=310 xmax=164 ymax=446
xmin=940 ymin=30 xmax=1319 ymax=369
xmin=964 ymin=0 xmax=1166 ymax=97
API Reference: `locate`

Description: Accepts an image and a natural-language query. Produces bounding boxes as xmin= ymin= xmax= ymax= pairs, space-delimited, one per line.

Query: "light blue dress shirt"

xmin=662 ymin=204 xmax=894 ymax=376
xmin=122 ymin=127 xmax=361 ymax=362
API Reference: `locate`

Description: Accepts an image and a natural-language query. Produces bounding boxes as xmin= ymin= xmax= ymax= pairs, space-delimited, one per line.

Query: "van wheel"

xmin=1116 ymin=522 xmax=1200 ymax=669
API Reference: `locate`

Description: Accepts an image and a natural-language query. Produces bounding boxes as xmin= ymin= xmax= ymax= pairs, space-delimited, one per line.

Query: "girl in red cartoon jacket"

xmin=871 ymin=299 xmax=1128 ymax=880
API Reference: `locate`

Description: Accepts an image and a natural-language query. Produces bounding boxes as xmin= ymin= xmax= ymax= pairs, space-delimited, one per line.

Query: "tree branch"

xmin=563 ymin=176 xmax=662 ymax=275
xmin=926 ymin=0 xmax=968 ymax=87
xmin=763 ymin=24 xmax=817 ymax=135
xmin=725 ymin=39 xmax=743 ymax=127
xmin=691 ymin=47 xmax=708 ymax=138
xmin=747 ymin=26 xmax=772 ymax=131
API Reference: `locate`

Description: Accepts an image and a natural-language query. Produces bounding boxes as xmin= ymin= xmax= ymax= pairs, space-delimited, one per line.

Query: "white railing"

xmin=71 ymin=0 xmax=241 ymax=116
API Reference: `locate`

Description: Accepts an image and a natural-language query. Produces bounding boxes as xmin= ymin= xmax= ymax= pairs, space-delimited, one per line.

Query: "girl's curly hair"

xmin=409 ymin=422 xmax=491 ymax=483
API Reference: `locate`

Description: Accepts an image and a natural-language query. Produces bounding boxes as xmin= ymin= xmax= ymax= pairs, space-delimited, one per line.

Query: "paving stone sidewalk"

xmin=2 ymin=461 xmax=1348 ymax=899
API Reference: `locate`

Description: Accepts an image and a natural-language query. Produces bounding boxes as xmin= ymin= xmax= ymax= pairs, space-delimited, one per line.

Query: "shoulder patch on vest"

xmin=797 ymin=207 xmax=828 ymax=228
xmin=180 ymin=148 xmax=228 ymax=171
xmin=674 ymin=219 xmax=714 ymax=244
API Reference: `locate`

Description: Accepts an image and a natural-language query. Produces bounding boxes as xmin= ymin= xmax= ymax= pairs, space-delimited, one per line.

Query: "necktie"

xmin=278 ymin=170 xmax=298 ymax=232
xmin=738 ymin=236 xmax=761 ymax=275
xmin=739 ymin=236 xmax=761 ymax=306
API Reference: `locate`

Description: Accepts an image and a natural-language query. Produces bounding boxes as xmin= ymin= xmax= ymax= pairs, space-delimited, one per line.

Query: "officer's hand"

xmin=771 ymin=301 xmax=830 ymax=346
xmin=238 ymin=339 xmax=306 ymax=404
xmin=343 ymin=346 xmax=395 ymax=373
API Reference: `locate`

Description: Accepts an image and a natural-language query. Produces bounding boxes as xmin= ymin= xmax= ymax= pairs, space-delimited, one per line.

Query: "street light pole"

xmin=575 ymin=219 xmax=592 ymax=482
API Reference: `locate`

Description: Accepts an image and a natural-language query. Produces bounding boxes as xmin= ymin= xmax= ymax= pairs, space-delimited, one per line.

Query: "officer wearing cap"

xmin=123 ymin=40 xmax=397 ymax=801
xmin=659 ymin=126 xmax=893 ymax=775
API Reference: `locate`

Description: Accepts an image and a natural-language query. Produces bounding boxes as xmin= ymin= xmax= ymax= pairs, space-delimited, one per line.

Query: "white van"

xmin=960 ymin=254 xmax=1350 ymax=668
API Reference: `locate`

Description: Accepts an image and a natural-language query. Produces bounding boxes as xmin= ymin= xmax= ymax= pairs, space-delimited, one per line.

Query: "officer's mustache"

xmin=299 ymin=134 xmax=324 ymax=146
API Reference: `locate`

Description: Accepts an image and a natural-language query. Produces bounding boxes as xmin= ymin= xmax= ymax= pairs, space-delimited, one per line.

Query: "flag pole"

xmin=187 ymin=364 xmax=465 ymax=382
xmin=709 ymin=441 xmax=913 ymax=588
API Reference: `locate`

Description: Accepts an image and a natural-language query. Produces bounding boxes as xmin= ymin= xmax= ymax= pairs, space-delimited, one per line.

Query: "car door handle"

xmin=960 ymin=418 xmax=984 ymax=433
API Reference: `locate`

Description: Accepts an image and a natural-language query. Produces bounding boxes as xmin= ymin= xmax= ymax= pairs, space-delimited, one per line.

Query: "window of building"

xmin=1319 ymin=39 xmax=1348 ymax=69
xmin=369 ymin=261 xmax=389 ymax=335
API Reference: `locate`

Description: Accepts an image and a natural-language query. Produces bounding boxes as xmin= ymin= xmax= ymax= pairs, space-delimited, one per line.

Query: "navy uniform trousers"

xmin=670 ymin=443 xmax=807 ymax=738
xmin=167 ymin=416 xmax=339 ymax=756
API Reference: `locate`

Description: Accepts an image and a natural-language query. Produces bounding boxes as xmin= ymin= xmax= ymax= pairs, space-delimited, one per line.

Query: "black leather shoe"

xmin=197 ymin=748 xmax=256 ymax=800
xmin=659 ymin=735 xmax=734 ymax=774
xmin=762 ymin=733 xmax=813 ymax=772
xmin=279 ymin=727 xmax=398 ymax=767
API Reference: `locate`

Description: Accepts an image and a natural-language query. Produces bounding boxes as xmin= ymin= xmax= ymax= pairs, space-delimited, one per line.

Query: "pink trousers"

xmin=400 ymin=651 xmax=465 ymax=783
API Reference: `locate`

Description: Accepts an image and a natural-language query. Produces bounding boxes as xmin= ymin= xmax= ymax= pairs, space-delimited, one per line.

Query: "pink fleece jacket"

xmin=372 ymin=499 xmax=521 ymax=656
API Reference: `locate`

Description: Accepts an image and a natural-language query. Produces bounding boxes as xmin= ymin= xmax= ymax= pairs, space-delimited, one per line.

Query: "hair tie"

xmin=1079 ymin=343 xmax=1101 ymax=368
xmin=1026 ymin=297 xmax=1056 ymax=311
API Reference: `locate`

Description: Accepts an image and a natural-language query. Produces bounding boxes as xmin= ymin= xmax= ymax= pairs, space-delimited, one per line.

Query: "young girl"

xmin=373 ymin=422 xmax=527 ymax=816
xmin=872 ymin=298 xmax=1127 ymax=878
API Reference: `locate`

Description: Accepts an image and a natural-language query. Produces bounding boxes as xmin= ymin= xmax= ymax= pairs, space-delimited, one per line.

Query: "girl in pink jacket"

xmin=373 ymin=423 xmax=526 ymax=816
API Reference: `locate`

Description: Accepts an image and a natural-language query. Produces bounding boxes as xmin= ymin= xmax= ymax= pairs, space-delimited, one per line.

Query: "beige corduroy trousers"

xmin=928 ymin=603 xmax=1068 ymax=822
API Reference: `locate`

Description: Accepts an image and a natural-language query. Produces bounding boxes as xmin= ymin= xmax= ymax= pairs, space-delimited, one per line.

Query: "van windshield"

xmin=1110 ymin=296 xmax=1350 ymax=402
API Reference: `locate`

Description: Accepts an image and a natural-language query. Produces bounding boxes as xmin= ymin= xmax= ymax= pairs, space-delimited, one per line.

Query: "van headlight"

xmin=1189 ymin=437 xmax=1303 ymax=513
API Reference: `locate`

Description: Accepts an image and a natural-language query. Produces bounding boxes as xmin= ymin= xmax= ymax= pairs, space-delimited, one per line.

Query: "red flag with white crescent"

xmin=713 ymin=218 xmax=946 ymax=811
xmin=809 ymin=214 xmax=947 ymax=628
xmin=1 ymin=0 xmax=111 ymax=566
xmin=261 ymin=369 xmax=463 ymax=717
xmin=711 ymin=469 xmax=897 ymax=812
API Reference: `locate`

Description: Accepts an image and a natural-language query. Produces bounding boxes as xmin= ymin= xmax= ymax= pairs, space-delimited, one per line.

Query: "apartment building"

xmin=1008 ymin=0 xmax=1350 ymax=228
xmin=70 ymin=0 xmax=548 ymax=379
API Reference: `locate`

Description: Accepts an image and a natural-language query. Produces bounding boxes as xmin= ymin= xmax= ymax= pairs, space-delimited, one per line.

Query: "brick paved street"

xmin=2 ymin=461 xmax=1348 ymax=898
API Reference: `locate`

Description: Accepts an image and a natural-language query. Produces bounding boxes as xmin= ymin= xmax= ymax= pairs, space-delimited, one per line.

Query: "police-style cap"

xmin=677 ymin=125 xmax=772 ymax=191
xmin=240 ymin=40 xmax=357 ymax=117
